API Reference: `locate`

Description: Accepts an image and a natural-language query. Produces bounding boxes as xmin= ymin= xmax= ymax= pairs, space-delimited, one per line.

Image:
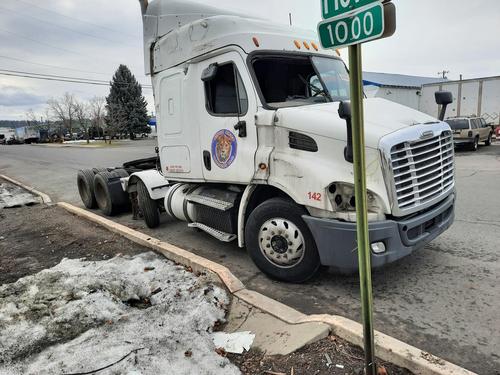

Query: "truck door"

xmin=198 ymin=52 xmax=258 ymax=183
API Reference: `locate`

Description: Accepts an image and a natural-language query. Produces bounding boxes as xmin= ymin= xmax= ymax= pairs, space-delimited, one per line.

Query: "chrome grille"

xmin=389 ymin=130 xmax=454 ymax=212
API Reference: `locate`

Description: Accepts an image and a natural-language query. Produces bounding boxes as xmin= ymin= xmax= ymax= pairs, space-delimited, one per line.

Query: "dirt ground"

xmin=0 ymin=202 xmax=412 ymax=375
xmin=228 ymin=335 xmax=412 ymax=375
xmin=0 ymin=204 xmax=146 ymax=285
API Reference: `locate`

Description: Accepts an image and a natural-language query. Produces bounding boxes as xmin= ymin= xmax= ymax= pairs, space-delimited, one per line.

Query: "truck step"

xmin=187 ymin=194 xmax=234 ymax=211
xmin=188 ymin=222 xmax=237 ymax=242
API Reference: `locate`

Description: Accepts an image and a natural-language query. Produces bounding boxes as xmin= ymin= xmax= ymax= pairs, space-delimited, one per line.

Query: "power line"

xmin=0 ymin=55 xmax=110 ymax=76
xmin=0 ymin=27 xmax=86 ymax=57
xmin=0 ymin=4 xmax=140 ymax=48
xmin=0 ymin=27 xmax=143 ymax=71
xmin=13 ymin=0 xmax=139 ymax=39
xmin=0 ymin=69 xmax=153 ymax=89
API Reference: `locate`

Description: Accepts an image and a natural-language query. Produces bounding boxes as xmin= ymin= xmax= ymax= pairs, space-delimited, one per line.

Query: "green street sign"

xmin=317 ymin=2 xmax=384 ymax=49
xmin=321 ymin=0 xmax=380 ymax=20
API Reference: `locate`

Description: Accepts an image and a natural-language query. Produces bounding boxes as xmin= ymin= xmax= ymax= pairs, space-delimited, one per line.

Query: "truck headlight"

xmin=327 ymin=182 xmax=384 ymax=220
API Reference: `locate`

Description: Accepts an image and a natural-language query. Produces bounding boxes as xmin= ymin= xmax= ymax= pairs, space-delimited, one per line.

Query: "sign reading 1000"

xmin=317 ymin=2 xmax=384 ymax=49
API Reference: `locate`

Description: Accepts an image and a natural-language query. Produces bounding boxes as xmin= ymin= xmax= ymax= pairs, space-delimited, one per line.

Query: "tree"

xmin=88 ymin=96 xmax=107 ymax=142
xmin=47 ymin=93 xmax=76 ymax=139
xmin=74 ymin=99 xmax=90 ymax=144
xmin=106 ymin=65 xmax=149 ymax=141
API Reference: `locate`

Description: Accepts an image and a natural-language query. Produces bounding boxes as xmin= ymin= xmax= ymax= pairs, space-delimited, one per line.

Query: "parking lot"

xmin=1 ymin=141 xmax=499 ymax=374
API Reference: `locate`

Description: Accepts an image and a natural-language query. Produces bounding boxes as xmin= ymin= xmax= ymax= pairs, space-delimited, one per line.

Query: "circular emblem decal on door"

xmin=211 ymin=129 xmax=237 ymax=169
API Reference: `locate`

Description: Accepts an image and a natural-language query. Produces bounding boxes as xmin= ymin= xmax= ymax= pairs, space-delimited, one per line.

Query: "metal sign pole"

xmin=348 ymin=43 xmax=376 ymax=375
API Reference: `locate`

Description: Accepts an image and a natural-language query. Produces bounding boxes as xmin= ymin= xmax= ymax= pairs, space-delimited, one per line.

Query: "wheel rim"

xmin=258 ymin=218 xmax=305 ymax=268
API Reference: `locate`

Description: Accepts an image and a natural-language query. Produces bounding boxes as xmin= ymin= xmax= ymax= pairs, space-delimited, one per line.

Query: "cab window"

xmin=204 ymin=63 xmax=248 ymax=116
xmin=250 ymin=54 xmax=349 ymax=109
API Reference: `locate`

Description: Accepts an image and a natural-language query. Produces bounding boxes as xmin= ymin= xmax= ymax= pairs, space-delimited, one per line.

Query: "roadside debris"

xmin=213 ymin=331 xmax=256 ymax=354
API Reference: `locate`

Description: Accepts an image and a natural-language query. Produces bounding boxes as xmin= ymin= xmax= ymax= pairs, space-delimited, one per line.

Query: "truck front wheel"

xmin=245 ymin=198 xmax=320 ymax=283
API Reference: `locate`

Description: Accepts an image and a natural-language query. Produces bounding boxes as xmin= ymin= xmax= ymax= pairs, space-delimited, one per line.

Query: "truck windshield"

xmin=446 ymin=119 xmax=469 ymax=130
xmin=251 ymin=54 xmax=349 ymax=109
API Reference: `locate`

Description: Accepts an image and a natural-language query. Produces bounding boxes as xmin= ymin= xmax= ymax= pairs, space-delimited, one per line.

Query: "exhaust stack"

xmin=139 ymin=0 xmax=148 ymax=15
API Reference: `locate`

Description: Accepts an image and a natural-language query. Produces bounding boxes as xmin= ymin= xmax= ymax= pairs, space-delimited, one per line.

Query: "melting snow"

xmin=0 ymin=182 xmax=39 ymax=209
xmin=0 ymin=252 xmax=240 ymax=375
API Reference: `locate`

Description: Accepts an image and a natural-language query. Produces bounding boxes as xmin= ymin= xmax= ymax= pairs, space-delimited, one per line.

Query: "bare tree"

xmin=25 ymin=109 xmax=39 ymax=127
xmin=47 ymin=93 xmax=76 ymax=140
xmin=74 ymin=99 xmax=90 ymax=144
xmin=88 ymin=96 xmax=107 ymax=143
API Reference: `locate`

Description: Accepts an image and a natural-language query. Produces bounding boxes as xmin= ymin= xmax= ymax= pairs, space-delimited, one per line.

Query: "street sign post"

xmin=318 ymin=1 xmax=396 ymax=375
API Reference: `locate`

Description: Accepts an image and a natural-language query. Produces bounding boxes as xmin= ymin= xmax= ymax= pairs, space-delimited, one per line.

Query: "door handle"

xmin=203 ymin=150 xmax=211 ymax=171
xmin=234 ymin=120 xmax=247 ymax=138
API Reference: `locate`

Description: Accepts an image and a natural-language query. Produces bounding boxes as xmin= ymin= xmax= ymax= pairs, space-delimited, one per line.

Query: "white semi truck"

xmin=77 ymin=0 xmax=456 ymax=282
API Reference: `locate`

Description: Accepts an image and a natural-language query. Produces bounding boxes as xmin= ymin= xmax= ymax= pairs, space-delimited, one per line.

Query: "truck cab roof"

xmin=141 ymin=0 xmax=335 ymax=74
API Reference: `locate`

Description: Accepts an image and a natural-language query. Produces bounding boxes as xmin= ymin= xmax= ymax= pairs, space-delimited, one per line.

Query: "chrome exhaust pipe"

xmin=139 ymin=0 xmax=148 ymax=15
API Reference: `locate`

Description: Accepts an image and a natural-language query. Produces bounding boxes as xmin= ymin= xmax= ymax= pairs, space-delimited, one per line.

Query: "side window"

xmin=480 ymin=119 xmax=487 ymax=128
xmin=204 ymin=63 xmax=248 ymax=116
xmin=470 ymin=119 xmax=478 ymax=129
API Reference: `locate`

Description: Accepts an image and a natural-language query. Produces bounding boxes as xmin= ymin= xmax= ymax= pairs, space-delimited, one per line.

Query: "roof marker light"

xmin=303 ymin=41 xmax=310 ymax=50
xmin=335 ymin=49 xmax=341 ymax=56
xmin=252 ymin=37 xmax=260 ymax=47
xmin=294 ymin=40 xmax=301 ymax=49
xmin=311 ymin=42 xmax=319 ymax=51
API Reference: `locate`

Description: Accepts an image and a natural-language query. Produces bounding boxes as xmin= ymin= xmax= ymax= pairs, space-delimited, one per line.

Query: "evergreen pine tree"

xmin=105 ymin=65 xmax=149 ymax=140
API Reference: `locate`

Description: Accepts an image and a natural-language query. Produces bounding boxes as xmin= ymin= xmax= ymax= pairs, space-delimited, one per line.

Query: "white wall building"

xmin=363 ymin=72 xmax=446 ymax=110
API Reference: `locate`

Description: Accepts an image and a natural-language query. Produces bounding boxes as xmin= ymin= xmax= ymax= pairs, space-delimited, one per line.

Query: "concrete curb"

xmin=55 ymin=201 xmax=476 ymax=375
xmin=0 ymin=174 xmax=52 ymax=204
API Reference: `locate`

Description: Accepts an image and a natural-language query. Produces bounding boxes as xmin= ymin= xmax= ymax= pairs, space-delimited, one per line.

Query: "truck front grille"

xmin=389 ymin=130 xmax=454 ymax=212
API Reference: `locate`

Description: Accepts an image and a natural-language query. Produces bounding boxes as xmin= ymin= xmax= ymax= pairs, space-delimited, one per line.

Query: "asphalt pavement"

xmin=1 ymin=139 xmax=499 ymax=374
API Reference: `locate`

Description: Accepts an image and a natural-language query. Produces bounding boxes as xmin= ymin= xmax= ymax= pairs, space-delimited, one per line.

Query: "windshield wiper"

xmin=298 ymin=75 xmax=328 ymax=98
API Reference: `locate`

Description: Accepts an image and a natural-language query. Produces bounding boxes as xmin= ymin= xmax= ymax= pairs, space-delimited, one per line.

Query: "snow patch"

xmin=0 ymin=182 xmax=39 ymax=209
xmin=0 ymin=252 xmax=240 ymax=375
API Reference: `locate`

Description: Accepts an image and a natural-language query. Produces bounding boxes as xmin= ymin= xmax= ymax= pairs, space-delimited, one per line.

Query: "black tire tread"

xmin=137 ymin=180 xmax=160 ymax=228
xmin=77 ymin=169 xmax=97 ymax=209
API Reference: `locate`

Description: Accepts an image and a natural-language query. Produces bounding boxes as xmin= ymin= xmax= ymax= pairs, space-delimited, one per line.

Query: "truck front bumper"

xmin=302 ymin=193 xmax=455 ymax=273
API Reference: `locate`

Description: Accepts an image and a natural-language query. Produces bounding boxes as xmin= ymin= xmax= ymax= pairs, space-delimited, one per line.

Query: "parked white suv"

xmin=447 ymin=117 xmax=493 ymax=151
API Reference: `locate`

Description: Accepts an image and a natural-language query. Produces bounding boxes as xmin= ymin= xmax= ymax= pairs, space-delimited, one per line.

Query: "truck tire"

xmin=137 ymin=180 xmax=160 ymax=228
xmin=93 ymin=171 xmax=130 ymax=216
xmin=77 ymin=169 xmax=97 ymax=209
xmin=245 ymin=198 xmax=321 ymax=283
xmin=485 ymin=133 xmax=492 ymax=146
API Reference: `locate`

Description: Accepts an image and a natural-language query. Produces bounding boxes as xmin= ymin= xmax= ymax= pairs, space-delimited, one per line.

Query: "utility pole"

xmin=289 ymin=13 xmax=292 ymax=26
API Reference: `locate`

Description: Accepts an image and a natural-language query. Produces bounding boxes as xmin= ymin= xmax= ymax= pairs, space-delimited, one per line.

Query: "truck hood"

xmin=275 ymin=98 xmax=440 ymax=149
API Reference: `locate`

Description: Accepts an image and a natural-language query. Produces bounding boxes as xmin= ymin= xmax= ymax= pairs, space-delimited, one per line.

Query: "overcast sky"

xmin=0 ymin=0 xmax=499 ymax=121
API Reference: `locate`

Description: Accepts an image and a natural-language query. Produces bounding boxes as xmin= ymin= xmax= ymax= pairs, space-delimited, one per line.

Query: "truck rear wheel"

xmin=137 ymin=180 xmax=160 ymax=228
xmin=77 ymin=169 xmax=97 ymax=209
xmin=94 ymin=171 xmax=130 ymax=216
xmin=245 ymin=198 xmax=320 ymax=283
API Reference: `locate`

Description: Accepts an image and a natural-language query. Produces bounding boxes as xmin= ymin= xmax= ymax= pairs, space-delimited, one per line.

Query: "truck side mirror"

xmin=201 ymin=63 xmax=219 ymax=82
xmin=435 ymin=91 xmax=453 ymax=121
xmin=338 ymin=101 xmax=353 ymax=163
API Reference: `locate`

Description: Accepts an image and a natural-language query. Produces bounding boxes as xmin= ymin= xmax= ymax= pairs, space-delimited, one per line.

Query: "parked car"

xmin=446 ymin=116 xmax=493 ymax=151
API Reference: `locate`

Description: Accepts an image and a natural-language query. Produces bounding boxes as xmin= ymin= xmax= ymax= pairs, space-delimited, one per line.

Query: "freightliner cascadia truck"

xmin=77 ymin=0 xmax=456 ymax=282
